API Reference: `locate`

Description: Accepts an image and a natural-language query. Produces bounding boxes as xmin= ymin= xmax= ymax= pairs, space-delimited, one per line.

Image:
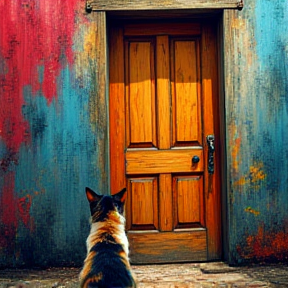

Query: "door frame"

xmin=90 ymin=8 xmax=231 ymax=261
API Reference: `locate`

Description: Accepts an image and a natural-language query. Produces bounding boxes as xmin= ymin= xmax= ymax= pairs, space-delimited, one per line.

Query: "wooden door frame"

xmin=91 ymin=8 xmax=235 ymax=262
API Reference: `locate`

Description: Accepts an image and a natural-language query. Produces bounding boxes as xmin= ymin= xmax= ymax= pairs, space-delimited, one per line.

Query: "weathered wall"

xmin=0 ymin=0 xmax=108 ymax=267
xmin=224 ymin=0 xmax=288 ymax=264
xmin=0 ymin=0 xmax=287 ymax=267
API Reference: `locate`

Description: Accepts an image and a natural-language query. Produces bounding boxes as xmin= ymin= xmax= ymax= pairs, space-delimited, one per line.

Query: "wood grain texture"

xmin=128 ymin=177 xmax=158 ymax=229
xmin=92 ymin=12 xmax=110 ymax=194
xmin=126 ymin=149 xmax=204 ymax=174
xmin=109 ymin=21 xmax=221 ymax=263
xmin=87 ymin=0 xmax=243 ymax=11
xmin=159 ymin=174 xmax=173 ymax=231
xmin=128 ymin=230 xmax=207 ymax=263
xmin=171 ymin=39 xmax=201 ymax=145
xmin=201 ymin=23 xmax=222 ymax=260
xmin=126 ymin=41 xmax=156 ymax=147
xmin=109 ymin=26 xmax=126 ymax=195
xmin=156 ymin=36 xmax=171 ymax=150
xmin=175 ymin=176 xmax=202 ymax=225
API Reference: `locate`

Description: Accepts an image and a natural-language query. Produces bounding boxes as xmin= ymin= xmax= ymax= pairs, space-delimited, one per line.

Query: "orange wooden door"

xmin=109 ymin=22 xmax=221 ymax=263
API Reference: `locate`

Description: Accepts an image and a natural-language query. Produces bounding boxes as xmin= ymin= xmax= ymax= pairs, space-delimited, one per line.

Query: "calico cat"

xmin=79 ymin=187 xmax=136 ymax=288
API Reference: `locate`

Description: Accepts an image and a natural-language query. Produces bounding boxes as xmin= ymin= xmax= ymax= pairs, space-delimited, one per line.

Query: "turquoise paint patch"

xmin=13 ymin=66 xmax=102 ymax=266
xmin=37 ymin=65 xmax=44 ymax=84
xmin=255 ymin=1 xmax=288 ymax=70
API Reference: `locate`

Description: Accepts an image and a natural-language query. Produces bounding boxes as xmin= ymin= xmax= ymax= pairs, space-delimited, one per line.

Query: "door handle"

xmin=206 ymin=135 xmax=215 ymax=174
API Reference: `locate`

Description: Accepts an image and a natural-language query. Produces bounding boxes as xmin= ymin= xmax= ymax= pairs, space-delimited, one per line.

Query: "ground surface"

xmin=0 ymin=262 xmax=288 ymax=287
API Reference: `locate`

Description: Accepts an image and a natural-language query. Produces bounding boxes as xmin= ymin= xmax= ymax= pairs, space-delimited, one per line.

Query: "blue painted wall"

xmin=225 ymin=0 xmax=288 ymax=263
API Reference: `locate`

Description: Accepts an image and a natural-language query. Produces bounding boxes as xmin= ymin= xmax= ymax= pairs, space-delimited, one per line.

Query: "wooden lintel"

xmin=86 ymin=0 xmax=243 ymax=12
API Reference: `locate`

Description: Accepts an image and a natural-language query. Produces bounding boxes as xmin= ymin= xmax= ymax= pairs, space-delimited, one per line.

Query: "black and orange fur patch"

xmin=79 ymin=187 xmax=136 ymax=288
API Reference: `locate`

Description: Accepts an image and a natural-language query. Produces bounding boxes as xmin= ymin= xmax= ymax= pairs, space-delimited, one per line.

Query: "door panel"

xmin=126 ymin=149 xmax=203 ymax=174
xmin=126 ymin=40 xmax=156 ymax=148
xmin=126 ymin=177 xmax=158 ymax=230
xmin=109 ymin=21 xmax=221 ymax=263
xmin=171 ymin=39 xmax=202 ymax=146
xmin=173 ymin=175 xmax=204 ymax=228
xmin=128 ymin=230 xmax=207 ymax=263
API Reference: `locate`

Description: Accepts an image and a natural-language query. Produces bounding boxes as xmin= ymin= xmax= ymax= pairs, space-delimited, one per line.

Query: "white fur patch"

xmin=86 ymin=213 xmax=129 ymax=257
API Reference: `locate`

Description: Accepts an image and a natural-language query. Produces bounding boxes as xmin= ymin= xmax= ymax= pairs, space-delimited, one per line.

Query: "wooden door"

xmin=109 ymin=21 xmax=221 ymax=263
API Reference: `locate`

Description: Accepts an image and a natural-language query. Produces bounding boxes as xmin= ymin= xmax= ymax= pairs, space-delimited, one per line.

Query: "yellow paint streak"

xmin=233 ymin=162 xmax=266 ymax=190
xmin=249 ymin=163 xmax=266 ymax=182
xmin=245 ymin=207 xmax=260 ymax=216
xmin=229 ymin=123 xmax=241 ymax=173
xmin=231 ymin=19 xmax=247 ymax=30
xmin=74 ymin=22 xmax=97 ymax=79
xmin=84 ymin=23 xmax=97 ymax=60
xmin=231 ymin=137 xmax=241 ymax=172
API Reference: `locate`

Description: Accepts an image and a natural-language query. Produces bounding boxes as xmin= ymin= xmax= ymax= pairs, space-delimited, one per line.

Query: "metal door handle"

xmin=206 ymin=135 xmax=215 ymax=174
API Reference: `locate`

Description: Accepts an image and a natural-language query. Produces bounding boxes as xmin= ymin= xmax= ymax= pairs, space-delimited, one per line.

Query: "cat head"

xmin=85 ymin=187 xmax=127 ymax=221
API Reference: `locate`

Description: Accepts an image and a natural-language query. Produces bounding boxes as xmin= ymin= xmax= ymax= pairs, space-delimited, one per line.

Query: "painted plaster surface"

xmin=226 ymin=0 xmax=288 ymax=263
xmin=0 ymin=0 xmax=106 ymax=267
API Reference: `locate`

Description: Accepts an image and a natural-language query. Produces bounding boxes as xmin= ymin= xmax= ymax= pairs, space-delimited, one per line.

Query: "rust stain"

xmin=250 ymin=163 xmax=266 ymax=182
xmin=245 ymin=207 xmax=260 ymax=216
xmin=237 ymin=225 xmax=288 ymax=261
xmin=231 ymin=137 xmax=241 ymax=173
xmin=229 ymin=123 xmax=241 ymax=174
xmin=17 ymin=194 xmax=34 ymax=229
xmin=233 ymin=162 xmax=266 ymax=190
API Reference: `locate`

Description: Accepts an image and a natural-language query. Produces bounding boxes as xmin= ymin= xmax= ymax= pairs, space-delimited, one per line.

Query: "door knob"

xmin=192 ymin=155 xmax=200 ymax=164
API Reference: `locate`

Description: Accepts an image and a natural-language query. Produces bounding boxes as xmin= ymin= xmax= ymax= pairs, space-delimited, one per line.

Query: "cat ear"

xmin=86 ymin=187 xmax=103 ymax=203
xmin=113 ymin=188 xmax=127 ymax=203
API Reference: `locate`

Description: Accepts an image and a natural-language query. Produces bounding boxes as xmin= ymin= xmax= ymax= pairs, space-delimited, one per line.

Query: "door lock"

xmin=206 ymin=135 xmax=215 ymax=174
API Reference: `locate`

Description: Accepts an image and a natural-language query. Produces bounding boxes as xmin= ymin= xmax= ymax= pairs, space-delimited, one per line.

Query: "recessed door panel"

xmin=171 ymin=39 xmax=202 ymax=146
xmin=126 ymin=177 xmax=158 ymax=230
xmin=173 ymin=175 xmax=204 ymax=229
xmin=126 ymin=41 xmax=156 ymax=148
